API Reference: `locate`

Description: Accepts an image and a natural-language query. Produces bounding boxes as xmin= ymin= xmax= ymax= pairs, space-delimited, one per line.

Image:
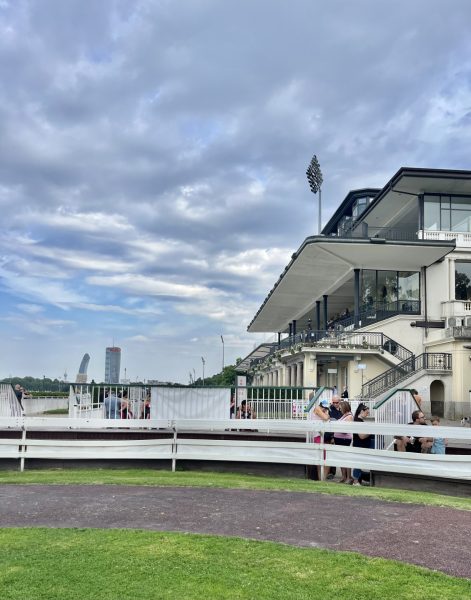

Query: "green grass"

xmin=0 ymin=468 xmax=470 ymax=511
xmin=0 ymin=529 xmax=469 ymax=600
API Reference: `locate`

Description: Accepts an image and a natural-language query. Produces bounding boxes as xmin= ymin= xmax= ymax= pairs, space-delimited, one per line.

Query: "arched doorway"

xmin=430 ymin=380 xmax=445 ymax=417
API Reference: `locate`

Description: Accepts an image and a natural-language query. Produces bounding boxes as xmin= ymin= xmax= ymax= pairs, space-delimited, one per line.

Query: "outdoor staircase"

xmin=361 ymin=352 xmax=452 ymax=399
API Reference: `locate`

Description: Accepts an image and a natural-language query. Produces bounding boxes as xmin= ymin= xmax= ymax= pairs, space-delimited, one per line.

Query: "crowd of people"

xmin=310 ymin=391 xmax=446 ymax=484
xmin=102 ymin=389 xmax=151 ymax=420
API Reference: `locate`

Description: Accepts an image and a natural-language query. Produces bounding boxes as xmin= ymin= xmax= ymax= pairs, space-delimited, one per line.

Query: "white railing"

xmin=418 ymin=230 xmax=471 ymax=246
xmin=373 ymin=389 xmax=420 ymax=450
xmin=1 ymin=417 xmax=470 ymax=479
xmin=0 ymin=384 xmax=23 ymax=417
xmin=441 ymin=300 xmax=471 ymax=318
xmin=70 ymin=384 xmax=150 ymax=420
xmin=70 ymin=385 xmax=331 ymax=422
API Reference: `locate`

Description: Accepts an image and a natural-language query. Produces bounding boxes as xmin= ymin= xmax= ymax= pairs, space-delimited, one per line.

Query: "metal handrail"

xmin=362 ymin=353 xmax=452 ymax=399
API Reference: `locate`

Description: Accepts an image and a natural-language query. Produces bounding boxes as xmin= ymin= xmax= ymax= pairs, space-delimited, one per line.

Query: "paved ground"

xmin=0 ymin=484 xmax=469 ymax=579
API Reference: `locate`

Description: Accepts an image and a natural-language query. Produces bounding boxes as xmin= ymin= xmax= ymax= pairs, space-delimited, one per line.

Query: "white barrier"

xmin=0 ymin=417 xmax=470 ymax=479
xmin=21 ymin=397 xmax=68 ymax=415
xmin=0 ymin=384 xmax=23 ymax=417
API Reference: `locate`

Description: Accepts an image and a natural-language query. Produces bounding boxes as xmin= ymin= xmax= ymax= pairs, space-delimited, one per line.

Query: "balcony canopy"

xmin=247 ymin=237 xmax=455 ymax=333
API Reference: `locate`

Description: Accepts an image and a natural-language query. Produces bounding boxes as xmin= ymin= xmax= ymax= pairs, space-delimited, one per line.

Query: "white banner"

xmin=151 ymin=387 xmax=231 ymax=419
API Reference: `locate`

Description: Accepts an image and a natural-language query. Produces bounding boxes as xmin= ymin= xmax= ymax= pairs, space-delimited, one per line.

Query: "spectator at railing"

xmin=324 ymin=396 xmax=342 ymax=480
xmin=310 ymin=399 xmax=330 ymax=480
xmin=395 ymin=410 xmax=430 ymax=452
xmin=14 ymin=384 xmax=24 ymax=411
xmin=119 ymin=391 xmax=133 ymax=419
xmin=431 ymin=416 xmax=447 ymax=454
xmin=237 ymin=399 xmax=256 ymax=419
xmin=352 ymin=403 xmax=373 ymax=486
xmin=104 ymin=389 xmax=121 ymax=419
xmin=141 ymin=394 xmax=151 ymax=419
xmin=341 ymin=385 xmax=349 ymax=399
xmin=411 ymin=389 xmax=423 ymax=408
xmin=333 ymin=400 xmax=353 ymax=484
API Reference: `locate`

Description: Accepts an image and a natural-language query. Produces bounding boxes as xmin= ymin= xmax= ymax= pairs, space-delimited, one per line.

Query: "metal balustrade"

xmin=250 ymin=331 xmax=412 ymax=370
xmin=362 ymin=353 xmax=452 ymax=399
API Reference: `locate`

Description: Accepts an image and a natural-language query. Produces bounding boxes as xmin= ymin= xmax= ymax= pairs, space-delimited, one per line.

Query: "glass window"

xmin=424 ymin=196 xmax=440 ymax=230
xmin=451 ymin=196 xmax=471 ymax=209
xmin=455 ymin=262 xmax=471 ymax=301
xmin=398 ymin=272 xmax=420 ymax=300
xmin=451 ymin=209 xmax=471 ymax=232
xmin=377 ymin=271 xmax=398 ymax=305
xmin=440 ymin=208 xmax=451 ymax=230
xmin=361 ymin=270 xmax=376 ymax=305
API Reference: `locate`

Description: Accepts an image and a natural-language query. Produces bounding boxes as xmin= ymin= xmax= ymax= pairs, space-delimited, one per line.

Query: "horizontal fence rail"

xmin=0 ymin=417 xmax=470 ymax=480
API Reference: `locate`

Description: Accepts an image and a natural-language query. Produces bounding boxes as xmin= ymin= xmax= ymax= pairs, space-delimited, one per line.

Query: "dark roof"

xmin=358 ymin=166 xmax=471 ymax=224
xmin=321 ymin=188 xmax=380 ymax=235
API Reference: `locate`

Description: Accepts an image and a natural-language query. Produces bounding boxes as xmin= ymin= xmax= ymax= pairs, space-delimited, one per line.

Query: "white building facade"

xmin=240 ymin=168 xmax=471 ymax=419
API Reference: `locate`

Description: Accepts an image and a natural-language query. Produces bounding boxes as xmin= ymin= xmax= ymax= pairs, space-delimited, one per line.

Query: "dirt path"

xmin=0 ymin=484 xmax=469 ymax=579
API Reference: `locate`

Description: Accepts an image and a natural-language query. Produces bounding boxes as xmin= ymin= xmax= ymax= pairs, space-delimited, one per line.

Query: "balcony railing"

xmin=249 ymin=331 xmax=413 ymax=371
xmin=418 ymin=230 xmax=471 ymax=247
xmin=331 ymin=226 xmax=418 ymax=241
xmin=332 ymin=300 xmax=420 ymax=331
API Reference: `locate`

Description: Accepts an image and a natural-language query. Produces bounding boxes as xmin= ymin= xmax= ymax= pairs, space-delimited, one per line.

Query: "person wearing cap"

xmin=311 ymin=399 xmax=330 ymax=480
xmin=325 ymin=395 xmax=342 ymax=480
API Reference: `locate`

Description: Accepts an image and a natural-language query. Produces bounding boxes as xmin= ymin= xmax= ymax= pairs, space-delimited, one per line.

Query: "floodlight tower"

xmin=306 ymin=154 xmax=324 ymax=234
xmin=201 ymin=356 xmax=206 ymax=386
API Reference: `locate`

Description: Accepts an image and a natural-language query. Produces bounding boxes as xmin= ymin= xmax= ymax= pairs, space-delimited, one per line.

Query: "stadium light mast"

xmin=306 ymin=154 xmax=323 ymax=234
xmin=220 ymin=335 xmax=225 ymax=372
xmin=201 ymin=356 xmax=205 ymax=386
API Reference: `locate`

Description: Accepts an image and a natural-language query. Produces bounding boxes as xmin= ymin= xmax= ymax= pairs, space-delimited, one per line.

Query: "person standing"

xmin=14 ymin=384 xmax=24 ymax=411
xmin=104 ymin=389 xmax=121 ymax=419
xmin=333 ymin=400 xmax=353 ymax=484
xmin=341 ymin=386 xmax=349 ymax=399
xmin=352 ymin=403 xmax=373 ymax=486
xmin=325 ymin=396 xmax=342 ymax=480
xmin=311 ymin=399 xmax=330 ymax=480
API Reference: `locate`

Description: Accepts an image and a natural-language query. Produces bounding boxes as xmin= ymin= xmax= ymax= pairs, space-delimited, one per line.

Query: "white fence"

xmin=240 ymin=386 xmax=333 ymax=420
xmin=0 ymin=384 xmax=23 ymax=417
xmin=22 ymin=397 xmax=68 ymax=415
xmin=373 ymin=389 xmax=420 ymax=449
xmin=0 ymin=416 xmax=470 ymax=480
xmin=69 ymin=385 xmax=332 ymax=421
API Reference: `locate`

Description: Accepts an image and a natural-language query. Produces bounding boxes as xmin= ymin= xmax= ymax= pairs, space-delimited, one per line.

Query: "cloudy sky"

xmin=1 ymin=0 xmax=471 ymax=383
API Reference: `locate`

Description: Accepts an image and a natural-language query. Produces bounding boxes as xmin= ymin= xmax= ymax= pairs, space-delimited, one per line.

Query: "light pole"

xmin=306 ymin=154 xmax=323 ymax=234
xmin=220 ymin=335 xmax=225 ymax=372
xmin=201 ymin=356 xmax=205 ymax=386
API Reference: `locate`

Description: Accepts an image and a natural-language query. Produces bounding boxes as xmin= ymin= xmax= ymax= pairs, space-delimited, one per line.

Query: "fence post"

xmin=20 ymin=426 xmax=26 ymax=472
xmin=172 ymin=428 xmax=177 ymax=472
xmin=320 ymin=431 xmax=325 ymax=481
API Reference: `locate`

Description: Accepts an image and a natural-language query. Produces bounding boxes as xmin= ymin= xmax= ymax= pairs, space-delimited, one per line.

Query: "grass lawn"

xmin=0 ymin=528 xmax=469 ymax=600
xmin=0 ymin=468 xmax=470 ymax=511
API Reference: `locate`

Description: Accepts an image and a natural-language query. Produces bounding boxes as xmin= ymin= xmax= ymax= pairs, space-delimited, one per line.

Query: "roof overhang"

xmin=360 ymin=167 xmax=471 ymax=229
xmin=236 ymin=342 xmax=276 ymax=372
xmin=247 ymin=237 xmax=455 ymax=333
